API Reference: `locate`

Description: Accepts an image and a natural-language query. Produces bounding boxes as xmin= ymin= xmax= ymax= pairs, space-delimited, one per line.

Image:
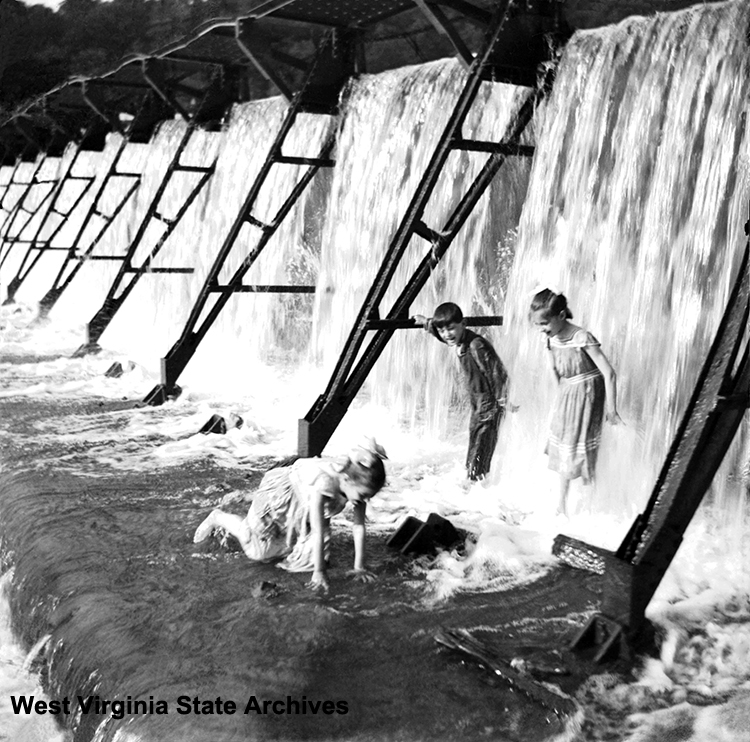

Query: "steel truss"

xmin=34 ymin=135 xmax=143 ymax=314
xmin=0 ymin=156 xmax=25 ymax=228
xmin=142 ymin=31 xmax=356 ymax=405
xmin=298 ymin=0 xmax=547 ymax=456
xmin=0 ymin=155 xmax=60 ymax=277
xmin=554 ymin=241 xmax=749 ymax=657
xmin=74 ymin=121 xmax=216 ymax=354
xmin=1 ymin=144 xmax=97 ymax=304
xmin=38 ymin=62 xmax=244 ymax=324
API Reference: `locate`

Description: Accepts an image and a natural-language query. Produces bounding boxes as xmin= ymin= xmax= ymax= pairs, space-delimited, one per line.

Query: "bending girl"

xmin=193 ymin=443 xmax=387 ymax=591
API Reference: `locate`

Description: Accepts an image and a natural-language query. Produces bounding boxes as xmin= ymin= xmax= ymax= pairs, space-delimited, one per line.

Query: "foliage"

xmin=0 ymin=0 xmax=250 ymax=116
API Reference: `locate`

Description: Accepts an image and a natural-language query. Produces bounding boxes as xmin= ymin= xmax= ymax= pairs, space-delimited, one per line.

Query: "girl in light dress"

xmin=193 ymin=442 xmax=387 ymax=591
xmin=530 ymin=289 xmax=622 ymax=516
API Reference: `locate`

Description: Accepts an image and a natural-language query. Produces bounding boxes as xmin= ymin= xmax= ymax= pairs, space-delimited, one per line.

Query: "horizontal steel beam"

xmin=365 ymin=315 xmax=502 ymax=330
xmin=210 ymin=284 xmax=316 ymax=293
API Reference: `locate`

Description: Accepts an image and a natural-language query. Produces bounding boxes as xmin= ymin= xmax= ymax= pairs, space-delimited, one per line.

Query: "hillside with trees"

xmin=0 ymin=0 xmax=251 ymax=116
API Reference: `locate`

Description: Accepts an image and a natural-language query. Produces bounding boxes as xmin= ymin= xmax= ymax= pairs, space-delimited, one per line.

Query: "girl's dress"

xmin=546 ymin=328 xmax=605 ymax=482
xmin=242 ymin=457 xmax=347 ymax=571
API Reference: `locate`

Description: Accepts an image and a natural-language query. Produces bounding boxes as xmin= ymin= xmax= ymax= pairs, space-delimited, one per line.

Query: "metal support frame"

xmin=414 ymin=0 xmax=475 ymax=68
xmin=0 ymin=154 xmax=57 ymax=244
xmin=298 ymin=0 xmax=542 ymax=457
xmin=431 ymin=235 xmax=749 ymax=716
xmin=236 ymin=19 xmax=295 ymax=102
xmin=0 ymin=156 xmax=25 ymax=218
xmin=142 ymin=31 xmax=355 ymax=405
xmin=0 ymin=159 xmax=29 ymax=258
xmin=36 ymin=135 xmax=143 ymax=314
xmin=554 ymin=240 xmax=750 ymax=648
xmin=0 ymin=157 xmax=60 ymax=293
xmin=73 ymin=122 xmax=215 ymax=353
xmin=1 ymin=144 xmax=96 ymax=305
xmin=71 ymin=62 xmax=253 ymax=352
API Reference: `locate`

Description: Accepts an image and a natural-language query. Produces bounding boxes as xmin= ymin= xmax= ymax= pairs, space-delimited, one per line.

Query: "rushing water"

xmin=312 ymin=59 xmax=532 ymax=436
xmin=497 ymin=0 xmax=750 ymax=525
xmin=1 ymin=1 xmax=750 ymax=740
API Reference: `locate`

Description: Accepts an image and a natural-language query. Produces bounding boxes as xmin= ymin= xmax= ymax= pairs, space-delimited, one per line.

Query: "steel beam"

xmin=0 ymin=144 xmax=96 ymax=305
xmin=74 ymin=124 xmax=214 ymax=354
xmin=0 ymin=155 xmax=52 ymax=243
xmin=414 ymin=0 xmax=474 ymax=68
xmin=298 ymin=0 xmax=543 ymax=456
xmin=36 ymin=137 xmax=143 ymax=314
xmin=0 ymin=157 xmax=61 ymax=300
xmin=554 ymin=240 xmax=750 ymax=640
xmin=0 ymin=156 xmax=24 ymax=216
xmin=73 ymin=66 xmax=252 ymax=352
xmin=236 ymin=19 xmax=295 ymax=101
xmin=142 ymin=31 xmax=355 ymax=405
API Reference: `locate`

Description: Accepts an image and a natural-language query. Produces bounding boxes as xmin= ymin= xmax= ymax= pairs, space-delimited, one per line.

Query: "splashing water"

xmin=313 ymin=58 xmax=533 ymax=438
xmin=1 ymin=2 xmax=750 ymax=740
xmin=0 ymin=572 xmax=69 ymax=742
xmin=495 ymin=0 xmax=749 ymax=528
xmin=7 ymin=99 xmax=333 ymax=383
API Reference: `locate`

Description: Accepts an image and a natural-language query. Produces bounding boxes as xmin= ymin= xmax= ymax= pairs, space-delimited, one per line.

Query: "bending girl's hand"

xmin=606 ymin=410 xmax=623 ymax=425
xmin=346 ymin=568 xmax=376 ymax=583
xmin=308 ymin=571 xmax=330 ymax=593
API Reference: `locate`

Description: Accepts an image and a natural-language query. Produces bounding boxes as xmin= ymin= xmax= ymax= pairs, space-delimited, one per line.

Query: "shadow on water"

xmin=0 ymin=396 xmax=598 ymax=742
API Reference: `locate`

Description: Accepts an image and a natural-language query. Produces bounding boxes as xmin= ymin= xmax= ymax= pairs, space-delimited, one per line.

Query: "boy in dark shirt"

xmin=413 ymin=302 xmax=509 ymax=482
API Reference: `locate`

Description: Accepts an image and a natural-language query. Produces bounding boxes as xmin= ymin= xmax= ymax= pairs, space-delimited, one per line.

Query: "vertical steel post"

xmin=75 ymin=123 xmax=215 ymax=353
xmin=1 ymin=144 xmax=96 ymax=306
xmin=298 ymin=0 xmax=543 ymax=455
xmin=36 ymin=136 xmax=143 ymax=313
xmin=1 ymin=155 xmax=61 ymax=303
xmin=141 ymin=31 xmax=354 ymax=404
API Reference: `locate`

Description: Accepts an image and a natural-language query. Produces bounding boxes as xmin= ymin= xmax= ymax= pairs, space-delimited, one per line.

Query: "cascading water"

xmin=7 ymin=98 xmax=332 ymax=383
xmin=496 ymin=0 xmax=749 ymax=527
xmin=1 ymin=2 xmax=750 ymax=740
xmin=93 ymin=101 xmax=333 ymax=379
xmin=0 ymin=155 xmax=68 ymax=292
xmin=313 ymin=58 xmax=532 ymax=438
xmin=11 ymin=139 xmax=153 ymax=313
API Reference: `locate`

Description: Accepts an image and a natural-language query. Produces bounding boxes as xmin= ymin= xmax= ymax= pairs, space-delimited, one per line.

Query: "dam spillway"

xmin=1 ymin=1 xmax=749 ymax=740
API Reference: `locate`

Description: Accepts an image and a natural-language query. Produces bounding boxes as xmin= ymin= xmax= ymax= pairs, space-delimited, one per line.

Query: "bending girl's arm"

xmin=586 ymin=344 xmax=622 ymax=423
xmin=347 ymin=501 xmax=376 ymax=582
xmin=308 ymin=490 xmax=329 ymax=591
xmin=351 ymin=500 xmax=367 ymax=572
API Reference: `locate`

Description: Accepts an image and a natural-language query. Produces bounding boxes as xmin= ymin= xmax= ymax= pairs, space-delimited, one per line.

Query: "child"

xmin=193 ymin=442 xmax=387 ymax=592
xmin=412 ymin=302 xmax=509 ymax=482
xmin=529 ymin=289 xmax=621 ymax=516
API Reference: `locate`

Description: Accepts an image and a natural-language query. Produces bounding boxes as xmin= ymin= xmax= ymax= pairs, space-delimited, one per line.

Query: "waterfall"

xmin=0 ymin=3 xmax=746 ymax=519
xmin=496 ymin=0 xmax=749 ymax=526
xmin=312 ymin=58 xmax=532 ymax=438
xmin=6 ymin=100 xmax=333 ymax=385
xmin=1 ymin=3 xmax=750 ymax=740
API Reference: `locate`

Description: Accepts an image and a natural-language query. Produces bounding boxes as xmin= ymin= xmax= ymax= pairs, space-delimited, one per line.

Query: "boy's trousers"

xmin=466 ymin=405 xmax=503 ymax=481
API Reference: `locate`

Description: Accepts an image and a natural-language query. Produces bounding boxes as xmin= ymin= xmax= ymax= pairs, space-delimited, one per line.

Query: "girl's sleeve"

xmin=575 ymin=330 xmax=601 ymax=347
xmin=293 ymin=460 xmax=338 ymax=501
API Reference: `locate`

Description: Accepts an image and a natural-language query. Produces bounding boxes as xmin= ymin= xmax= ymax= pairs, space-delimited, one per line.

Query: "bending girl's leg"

xmin=193 ymin=509 xmax=249 ymax=546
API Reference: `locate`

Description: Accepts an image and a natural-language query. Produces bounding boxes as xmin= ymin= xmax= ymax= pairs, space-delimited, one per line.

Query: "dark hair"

xmin=342 ymin=453 xmax=386 ymax=496
xmin=432 ymin=302 xmax=464 ymax=329
xmin=529 ymin=289 xmax=573 ymax=320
